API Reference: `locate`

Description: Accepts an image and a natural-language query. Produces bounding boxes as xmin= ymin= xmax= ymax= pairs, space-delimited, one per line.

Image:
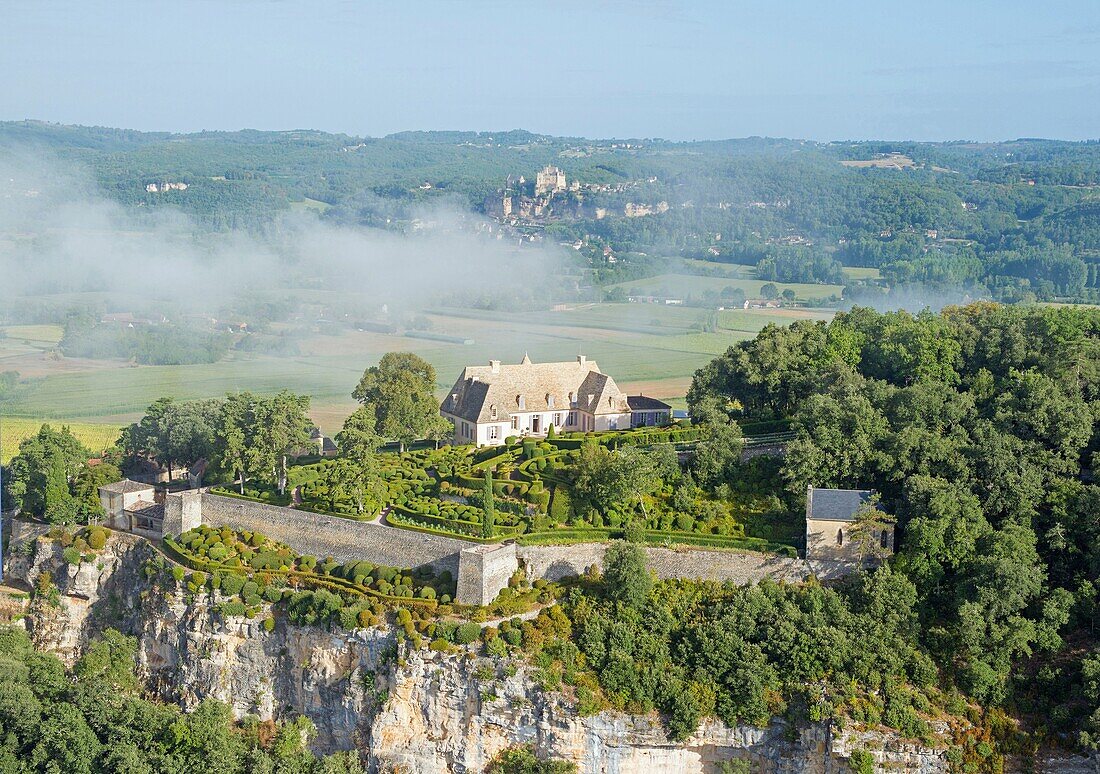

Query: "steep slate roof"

xmin=806 ymin=487 xmax=874 ymax=522
xmin=627 ymin=395 xmax=671 ymax=411
xmin=100 ymin=479 xmax=155 ymax=495
xmin=441 ymin=356 xmax=630 ymax=423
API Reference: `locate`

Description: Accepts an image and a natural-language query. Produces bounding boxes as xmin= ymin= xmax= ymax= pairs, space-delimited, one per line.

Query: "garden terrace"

xmin=209 ymin=424 xmax=800 ymax=553
xmin=165 ymin=524 xmax=456 ymax=607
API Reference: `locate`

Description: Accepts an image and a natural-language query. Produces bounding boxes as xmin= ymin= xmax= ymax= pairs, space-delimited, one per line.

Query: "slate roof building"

xmin=804 ymin=485 xmax=894 ymax=565
xmin=440 ymin=355 xmax=669 ymax=446
xmin=99 ymin=479 xmax=164 ymax=537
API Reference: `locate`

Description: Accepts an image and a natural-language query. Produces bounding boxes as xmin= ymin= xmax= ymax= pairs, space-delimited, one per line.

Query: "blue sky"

xmin=3 ymin=0 xmax=1099 ymax=141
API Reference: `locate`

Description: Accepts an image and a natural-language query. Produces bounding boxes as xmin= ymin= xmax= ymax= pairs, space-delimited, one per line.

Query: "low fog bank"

xmin=843 ymin=283 xmax=986 ymax=314
xmin=0 ymin=146 xmax=559 ymax=322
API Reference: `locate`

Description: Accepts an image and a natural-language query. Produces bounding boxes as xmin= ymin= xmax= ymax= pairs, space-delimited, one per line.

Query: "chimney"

xmin=577 ymin=354 xmax=587 ymax=366
xmin=489 ymin=359 xmax=501 ymax=374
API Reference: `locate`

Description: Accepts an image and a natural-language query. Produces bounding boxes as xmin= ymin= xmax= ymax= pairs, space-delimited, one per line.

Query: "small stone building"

xmin=99 ymin=480 xmax=163 ymax=538
xmin=804 ymin=485 xmax=894 ymax=564
xmin=99 ymin=480 xmax=201 ymax=539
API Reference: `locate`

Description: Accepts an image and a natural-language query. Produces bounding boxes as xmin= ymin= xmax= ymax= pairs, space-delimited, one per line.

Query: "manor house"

xmin=440 ymin=355 xmax=671 ymax=446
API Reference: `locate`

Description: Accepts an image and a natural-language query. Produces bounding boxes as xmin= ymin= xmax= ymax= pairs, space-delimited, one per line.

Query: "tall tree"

xmin=353 ymin=352 xmax=440 ymax=452
xmin=335 ymin=407 xmax=383 ymax=514
xmin=214 ymin=393 xmax=258 ymax=495
xmin=7 ymin=425 xmax=92 ymax=518
xmin=253 ymin=391 xmax=312 ymax=495
xmin=603 ymin=540 xmax=652 ymax=609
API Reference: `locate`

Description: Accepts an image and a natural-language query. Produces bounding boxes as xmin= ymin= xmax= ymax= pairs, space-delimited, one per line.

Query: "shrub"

xmin=191 ymin=571 xmax=207 ymax=588
xmin=86 ymin=527 xmax=108 ymax=550
xmin=263 ymin=616 xmax=276 ymax=632
xmin=171 ymin=566 xmax=186 ymax=583
xmin=486 ymin=636 xmax=509 ymax=658
xmin=221 ymin=574 xmax=246 ymax=597
xmin=263 ymin=586 xmax=282 ymax=603
xmin=455 ymin=622 xmax=482 ymax=645
xmin=339 ymin=607 xmax=359 ymax=630
xmin=848 ymin=749 xmax=875 ymax=774
xmin=220 ymin=600 xmax=247 ymax=617
xmin=62 ymin=547 xmax=81 ymax=565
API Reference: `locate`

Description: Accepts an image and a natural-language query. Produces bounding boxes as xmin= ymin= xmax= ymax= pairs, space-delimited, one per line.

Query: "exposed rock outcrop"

xmin=7 ymin=528 xmax=1095 ymax=773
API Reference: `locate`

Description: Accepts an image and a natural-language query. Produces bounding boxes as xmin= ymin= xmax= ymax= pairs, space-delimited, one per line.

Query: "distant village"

xmin=483 ymin=164 xmax=668 ymax=224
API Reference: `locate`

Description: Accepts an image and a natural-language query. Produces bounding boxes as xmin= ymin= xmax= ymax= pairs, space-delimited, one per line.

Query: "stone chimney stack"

xmin=489 ymin=360 xmax=501 ymax=374
xmin=577 ymin=354 xmax=587 ymax=366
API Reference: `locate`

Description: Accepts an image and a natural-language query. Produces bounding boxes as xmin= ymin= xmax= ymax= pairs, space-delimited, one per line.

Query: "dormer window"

xmin=517 ymin=395 xmax=526 ymax=410
xmin=547 ymin=394 xmax=555 ymax=409
xmin=490 ymin=404 xmax=497 ymax=420
xmin=568 ymin=391 xmax=576 ymax=406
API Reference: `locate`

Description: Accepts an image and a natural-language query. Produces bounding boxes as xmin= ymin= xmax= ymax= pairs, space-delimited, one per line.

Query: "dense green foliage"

xmin=0 ymin=626 xmax=363 ymax=773
xmin=688 ymin=302 xmax=1100 ymax=749
xmin=7 ymin=424 xmax=121 ymax=523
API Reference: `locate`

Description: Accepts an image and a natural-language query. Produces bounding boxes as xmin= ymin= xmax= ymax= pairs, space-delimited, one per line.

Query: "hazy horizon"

xmin=4 ymin=0 xmax=1099 ymax=143
xmin=6 ymin=117 xmax=1099 ymax=146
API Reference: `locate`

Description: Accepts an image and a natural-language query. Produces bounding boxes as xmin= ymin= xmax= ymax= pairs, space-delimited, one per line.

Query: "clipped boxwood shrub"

xmin=455 ymin=622 xmax=482 ymax=645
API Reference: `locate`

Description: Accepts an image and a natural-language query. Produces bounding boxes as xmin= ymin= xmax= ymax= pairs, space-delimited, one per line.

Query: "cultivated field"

xmin=0 ymin=302 xmax=831 ymax=437
xmin=609 ymin=272 xmax=845 ymax=301
xmin=1 ymin=416 xmax=121 ymax=464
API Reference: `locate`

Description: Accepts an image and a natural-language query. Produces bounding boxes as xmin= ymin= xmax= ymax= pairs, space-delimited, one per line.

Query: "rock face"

xmin=370 ymin=650 xmax=949 ymax=774
xmin=6 ymin=529 xmax=1093 ymax=773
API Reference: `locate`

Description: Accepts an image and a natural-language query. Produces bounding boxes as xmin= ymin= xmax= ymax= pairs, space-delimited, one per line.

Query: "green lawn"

xmin=289 ymin=197 xmax=332 ymax=213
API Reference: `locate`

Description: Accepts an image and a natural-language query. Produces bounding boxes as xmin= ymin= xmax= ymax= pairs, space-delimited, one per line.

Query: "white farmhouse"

xmin=440 ymin=355 xmax=670 ymax=446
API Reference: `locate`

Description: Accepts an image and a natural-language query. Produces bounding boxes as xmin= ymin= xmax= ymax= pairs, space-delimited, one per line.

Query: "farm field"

xmin=0 ymin=302 xmax=832 ymax=437
xmin=1 ymin=416 xmax=121 ymax=464
xmin=841 ymin=266 xmax=882 ymax=280
xmin=609 ymin=272 xmax=845 ymax=301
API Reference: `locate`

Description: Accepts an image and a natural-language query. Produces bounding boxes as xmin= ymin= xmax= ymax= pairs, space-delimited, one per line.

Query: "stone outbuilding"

xmin=804 ymin=485 xmax=894 ymax=565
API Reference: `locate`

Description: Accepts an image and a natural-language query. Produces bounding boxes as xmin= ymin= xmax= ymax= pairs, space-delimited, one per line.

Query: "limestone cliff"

xmin=5 ymin=529 xmax=1090 ymax=773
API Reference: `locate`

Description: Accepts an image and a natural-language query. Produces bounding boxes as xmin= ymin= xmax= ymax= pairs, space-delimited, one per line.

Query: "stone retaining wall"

xmin=199 ymin=495 xmax=467 ymax=577
xmin=518 ymin=543 xmax=811 ymax=584
xmin=196 ymin=494 xmax=824 ymax=603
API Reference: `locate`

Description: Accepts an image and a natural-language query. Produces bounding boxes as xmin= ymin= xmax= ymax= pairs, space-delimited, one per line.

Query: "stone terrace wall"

xmin=199 ymin=494 xmax=466 ymax=577
xmin=519 ymin=543 xmax=811 ymax=584
xmin=198 ymin=494 xmax=816 ymax=594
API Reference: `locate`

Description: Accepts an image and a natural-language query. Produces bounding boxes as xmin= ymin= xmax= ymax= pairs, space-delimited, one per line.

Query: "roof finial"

xmin=520 ymin=352 xmax=532 ymax=365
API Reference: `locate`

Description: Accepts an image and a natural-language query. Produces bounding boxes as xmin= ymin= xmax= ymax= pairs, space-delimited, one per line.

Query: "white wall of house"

xmin=476 ymin=421 xmax=510 ymax=446
xmin=594 ymin=412 xmax=632 ymax=431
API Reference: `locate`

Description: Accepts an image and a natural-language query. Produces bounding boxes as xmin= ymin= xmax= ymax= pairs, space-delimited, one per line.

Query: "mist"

xmin=0 ymin=145 xmax=559 ymax=322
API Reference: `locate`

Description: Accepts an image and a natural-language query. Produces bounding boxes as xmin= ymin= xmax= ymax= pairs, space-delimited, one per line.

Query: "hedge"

xmin=388 ymin=509 xmax=524 ymax=541
xmin=163 ymin=536 xmax=440 ymax=609
xmin=208 ymin=486 xmax=292 ymax=507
